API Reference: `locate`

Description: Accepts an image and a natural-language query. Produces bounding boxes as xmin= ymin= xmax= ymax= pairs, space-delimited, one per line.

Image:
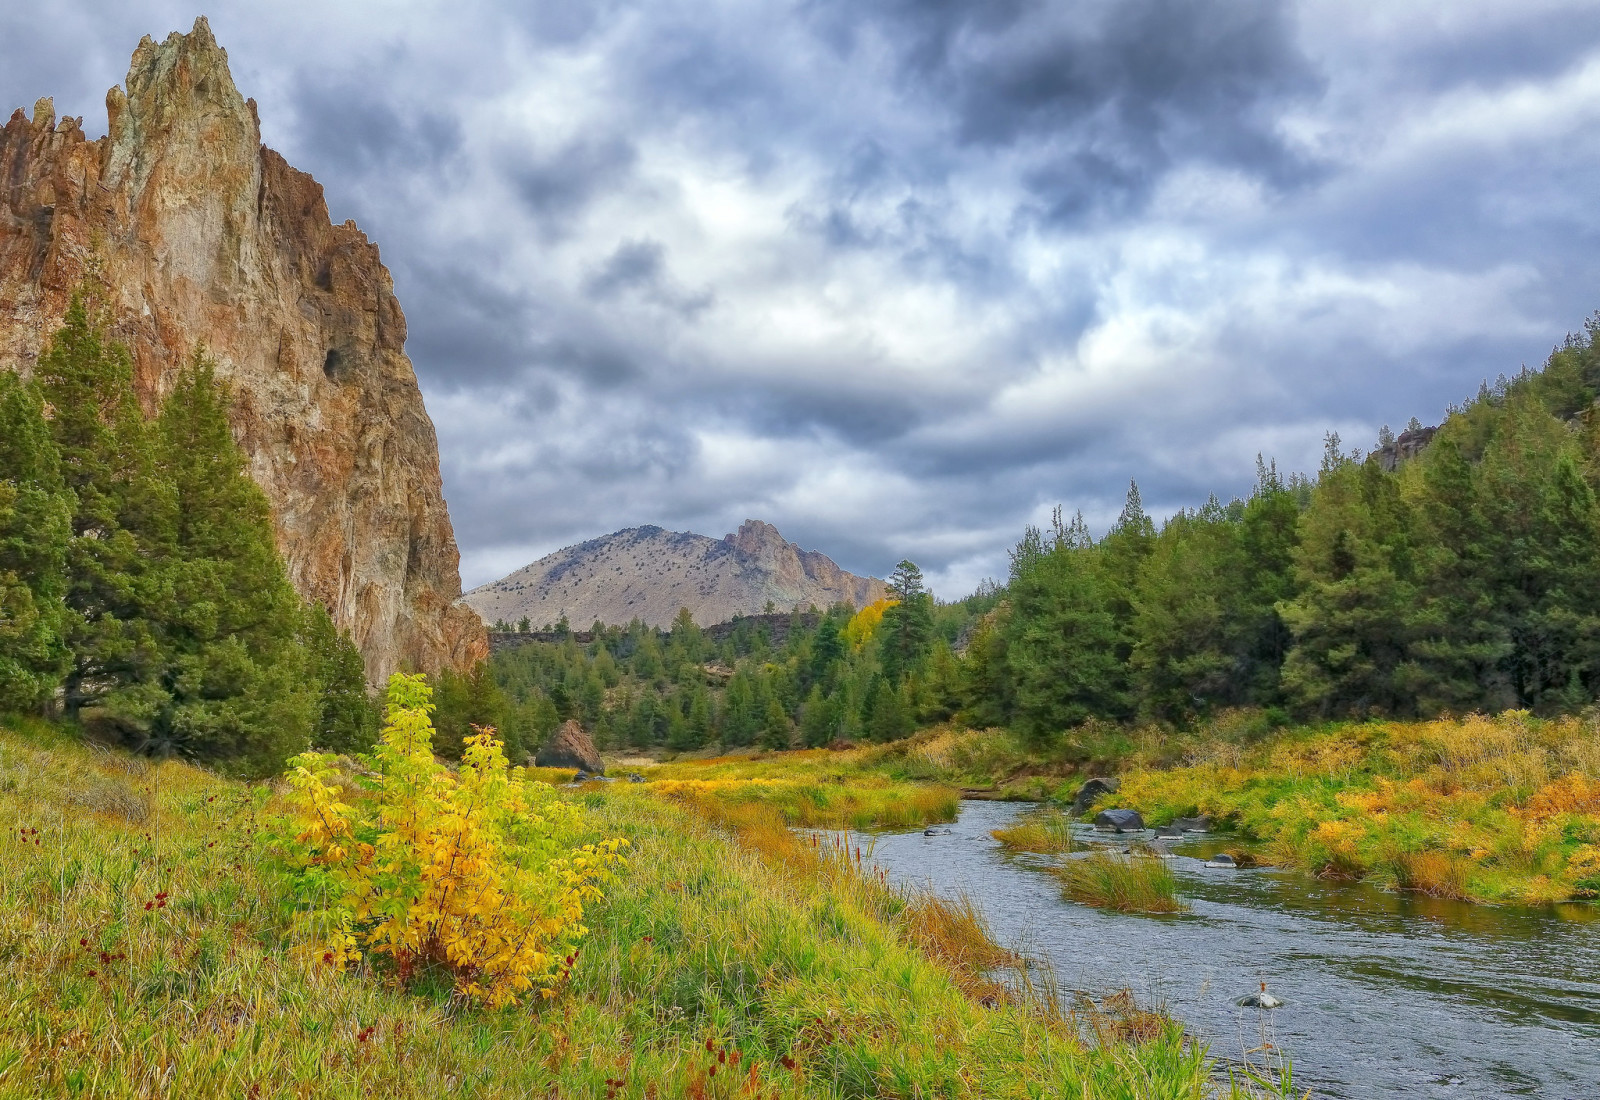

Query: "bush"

xmin=274 ymin=673 xmax=626 ymax=1006
xmin=1056 ymin=852 xmax=1185 ymax=913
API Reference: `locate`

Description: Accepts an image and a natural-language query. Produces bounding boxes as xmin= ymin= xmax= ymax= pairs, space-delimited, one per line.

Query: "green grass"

xmin=0 ymin=719 xmax=1282 ymax=1099
xmin=1054 ymin=853 xmax=1187 ymax=914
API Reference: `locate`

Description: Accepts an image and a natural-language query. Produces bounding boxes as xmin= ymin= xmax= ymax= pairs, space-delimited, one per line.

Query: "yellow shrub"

xmin=275 ymin=673 xmax=626 ymax=1007
xmin=1524 ymin=774 xmax=1600 ymax=823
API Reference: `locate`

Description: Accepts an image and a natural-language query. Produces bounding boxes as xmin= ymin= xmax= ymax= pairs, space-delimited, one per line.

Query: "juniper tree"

xmin=0 ymin=371 xmax=73 ymax=709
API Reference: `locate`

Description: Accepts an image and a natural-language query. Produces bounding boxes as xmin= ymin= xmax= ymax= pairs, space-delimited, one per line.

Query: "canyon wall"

xmin=0 ymin=17 xmax=485 ymax=682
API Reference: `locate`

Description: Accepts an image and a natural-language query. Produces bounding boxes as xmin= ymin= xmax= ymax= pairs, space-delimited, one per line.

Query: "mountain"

xmin=0 ymin=18 xmax=484 ymax=683
xmin=462 ymin=520 xmax=889 ymax=629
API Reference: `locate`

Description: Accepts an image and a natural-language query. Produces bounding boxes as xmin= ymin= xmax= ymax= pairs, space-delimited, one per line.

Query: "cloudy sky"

xmin=7 ymin=2 xmax=1600 ymax=596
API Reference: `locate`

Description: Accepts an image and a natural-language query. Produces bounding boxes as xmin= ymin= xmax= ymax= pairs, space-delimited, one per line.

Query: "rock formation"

xmin=535 ymin=720 xmax=604 ymax=774
xmin=0 ymin=18 xmax=485 ymax=683
xmin=463 ymin=520 xmax=888 ymax=629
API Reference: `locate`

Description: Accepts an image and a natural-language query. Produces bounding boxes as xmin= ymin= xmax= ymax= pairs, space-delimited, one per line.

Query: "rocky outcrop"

xmin=1376 ymin=425 xmax=1438 ymax=472
xmin=463 ymin=520 xmax=888 ymax=629
xmin=534 ymin=720 xmax=604 ymax=774
xmin=0 ymin=18 xmax=485 ymax=683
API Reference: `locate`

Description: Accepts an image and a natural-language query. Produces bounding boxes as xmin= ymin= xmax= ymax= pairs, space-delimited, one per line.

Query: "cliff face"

xmin=463 ymin=520 xmax=889 ymax=629
xmin=0 ymin=18 xmax=485 ymax=683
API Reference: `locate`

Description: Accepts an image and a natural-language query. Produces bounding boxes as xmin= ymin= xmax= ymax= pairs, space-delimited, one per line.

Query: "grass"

xmin=1113 ymin=711 xmax=1600 ymax=904
xmin=992 ymin=810 xmax=1078 ymax=853
xmin=635 ymin=749 xmax=961 ymax=829
xmin=0 ymin=717 xmax=1284 ymax=1099
xmin=1055 ymin=853 xmax=1187 ymax=914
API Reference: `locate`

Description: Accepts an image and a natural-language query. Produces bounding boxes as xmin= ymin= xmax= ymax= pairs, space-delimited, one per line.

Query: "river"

xmin=822 ymin=800 xmax=1600 ymax=1099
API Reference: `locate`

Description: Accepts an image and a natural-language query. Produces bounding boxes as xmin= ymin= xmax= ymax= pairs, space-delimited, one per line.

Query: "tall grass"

xmin=1056 ymin=852 xmax=1187 ymax=913
xmin=992 ymin=809 xmax=1078 ymax=853
xmin=0 ymin=720 xmax=1273 ymax=1099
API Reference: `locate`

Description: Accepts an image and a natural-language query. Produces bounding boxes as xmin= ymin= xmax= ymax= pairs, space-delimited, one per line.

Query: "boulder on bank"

xmin=535 ymin=720 xmax=604 ymax=774
xmin=1071 ymin=777 xmax=1121 ymax=817
xmin=1093 ymin=808 xmax=1144 ymax=833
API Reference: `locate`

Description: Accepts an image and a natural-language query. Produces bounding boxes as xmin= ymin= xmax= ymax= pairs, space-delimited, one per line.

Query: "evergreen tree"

xmin=431 ymin=661 xmax=511 ymax=759
xmin=760 ymin=694 xmax=792 ymax=749
xmin=303 ymin=603 xmax=378 ymax=755
xmin=1003 ymin=511 xmax=1127 ymax=743
xmin=880 ymin=559 xmax=932 ymax=684
xmin=0 ymin=371 xmax=72 ymax=709
xmin=799 ymin=683 xmax=838 ymax=747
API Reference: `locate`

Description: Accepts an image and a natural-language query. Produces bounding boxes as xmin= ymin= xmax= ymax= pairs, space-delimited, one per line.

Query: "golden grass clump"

xmin=1056 ymin=852 xmax=1186 ymax=913
xmin=992 ymin=810 xmax=1078 ymax=853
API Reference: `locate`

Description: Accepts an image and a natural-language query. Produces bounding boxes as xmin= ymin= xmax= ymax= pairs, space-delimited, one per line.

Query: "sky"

xmin=7 ymin=2 xmax=1600 ymax=598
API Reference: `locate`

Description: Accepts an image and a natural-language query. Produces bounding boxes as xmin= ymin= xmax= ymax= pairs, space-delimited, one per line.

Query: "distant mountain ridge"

xmin=461 ymin=521 xmax=888 ymax=629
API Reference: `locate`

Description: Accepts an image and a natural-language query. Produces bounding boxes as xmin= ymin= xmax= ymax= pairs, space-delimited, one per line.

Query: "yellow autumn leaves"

xmin=277 ymin=673 xmax=626 ymax=1007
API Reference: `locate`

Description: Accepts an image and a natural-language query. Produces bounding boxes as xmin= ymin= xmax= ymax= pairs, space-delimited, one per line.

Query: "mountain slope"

xmin=0 ymin=18 xmax=485 ymax=682
xmin=463 ymin=520 xmax=888 ymax=628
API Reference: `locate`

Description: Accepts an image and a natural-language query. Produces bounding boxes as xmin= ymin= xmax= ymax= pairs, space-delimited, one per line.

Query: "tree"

xmin=1003 ymin=511 xmax=1128 ymax=743
xmin=880 ymin=560 xmax=932 ymax=684
xmin=431 ymin=661 xmax=511 ymax=760
xmin=760 ymin=694 xmax=792 ymax=750
xmin=799 ymin=683 xmax=838 ymax=747
xmin=0 ymin=371 xmax=73 ymax=709
xmin=302 ymin=603 xmax=378 ymax=755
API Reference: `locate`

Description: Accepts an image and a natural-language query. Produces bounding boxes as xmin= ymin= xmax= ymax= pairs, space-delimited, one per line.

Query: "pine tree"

xmin=880 ymin=560 xmax=932 ymax=684
xmin=1003 ymin=513 xmax=1127 ymax=743
xmin=760 ymin=694 xmax=792 ymax=750
xmin=0 ymin=371 xmax=73 ymax=709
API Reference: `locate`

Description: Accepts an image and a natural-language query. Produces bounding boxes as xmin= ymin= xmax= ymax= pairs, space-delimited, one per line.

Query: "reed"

xmin=1056 ymin=852 xmax=1187 ymax=913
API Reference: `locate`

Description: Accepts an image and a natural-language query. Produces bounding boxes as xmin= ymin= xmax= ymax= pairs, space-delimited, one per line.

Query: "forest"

xmin=457 ymin=318 xmax=1600 ymax=760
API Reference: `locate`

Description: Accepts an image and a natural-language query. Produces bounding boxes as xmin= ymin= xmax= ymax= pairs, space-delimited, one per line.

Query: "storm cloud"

xmin=6 ymin=1 xmax=1600 ymax=596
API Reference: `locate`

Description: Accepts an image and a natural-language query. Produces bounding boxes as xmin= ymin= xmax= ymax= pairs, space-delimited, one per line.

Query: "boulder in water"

xmin=924 ymin=827 xmax=953 ymax=836
xmin=1173 ymin=815 xmax=1212 ymax=833
xmin=1071 ymin=777 xmax=1121 ymax=817
xmin=1204 ymin=853 xmax=1238 ymax=869
xmin=1093 ymin=808 xmax=1144 ymax=832
xmin=535 ymin=720 xmax=605 ymax=774
xmin=1152 ymin=825 xmax=1183 ymax=839
xmin=1237 ymin=991 xmax=1283 ymax=1009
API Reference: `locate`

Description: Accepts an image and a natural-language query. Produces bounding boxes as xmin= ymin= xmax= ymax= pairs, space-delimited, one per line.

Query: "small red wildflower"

xmin=144 ymin=902 xmax=153 ymax=911
xmin=87 ymin=969 xmax=96 ymax=978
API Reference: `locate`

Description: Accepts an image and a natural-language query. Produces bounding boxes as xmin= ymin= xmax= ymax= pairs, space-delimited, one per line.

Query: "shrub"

xmin=274 ymin=673 xmax=627 ymax=1006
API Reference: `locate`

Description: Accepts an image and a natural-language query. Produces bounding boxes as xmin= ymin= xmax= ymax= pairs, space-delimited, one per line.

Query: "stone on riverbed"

xmin=1093 ymin=808 xmax=1144 ymax=832
xmin=1205 ymin=853 xmax=1238 ymax=868
xmin=1152 ymin=825 xmax=1183 ymax=839
xmin=924 ymin=827 xmax=953 ymax=836
xmin=1172 ymin=815 xmax=1213 ymax=833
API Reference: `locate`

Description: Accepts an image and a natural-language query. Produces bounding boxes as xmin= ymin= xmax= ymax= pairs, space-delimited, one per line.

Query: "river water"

xmin=824 ymin=800 xmax=1600 ymax=1100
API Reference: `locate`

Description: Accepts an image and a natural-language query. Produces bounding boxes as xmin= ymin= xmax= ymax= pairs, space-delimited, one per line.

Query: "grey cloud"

xmin=504 ymin=135 xmax=638 ymax=235
xmin=9 ymin=1 xmax=1600 ymax=597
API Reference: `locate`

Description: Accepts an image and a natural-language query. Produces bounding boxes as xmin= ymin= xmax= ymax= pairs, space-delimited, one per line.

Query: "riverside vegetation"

xmin=0 ymin=700 xmax=1305 ymax=1099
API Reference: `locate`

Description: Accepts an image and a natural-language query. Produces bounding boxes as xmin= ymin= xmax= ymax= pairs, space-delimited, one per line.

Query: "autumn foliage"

xmin=275 ymin=673 xmax=626 ymax=1006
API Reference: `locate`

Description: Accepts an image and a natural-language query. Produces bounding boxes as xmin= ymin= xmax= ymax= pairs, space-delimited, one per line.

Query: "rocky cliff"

xmin=463 ymin=520 xmax=888 ymax=629
xmin=0 ymin=18 xmax=485 ymax=683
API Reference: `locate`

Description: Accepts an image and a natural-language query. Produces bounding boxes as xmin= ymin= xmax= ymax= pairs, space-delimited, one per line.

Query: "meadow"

xmin=0 ymin=716 xmax=1294 ymax=1099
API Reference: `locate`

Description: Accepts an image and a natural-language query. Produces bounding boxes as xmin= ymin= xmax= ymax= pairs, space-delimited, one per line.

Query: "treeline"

xmin=483 ymin=318 xmax=1600 ymax=755
xmin=464 ymin=566 xmax=997 ymax=759
xmin=0 ymin=294 xmax=374 ymax=773
xmin=981 ymin=318 xmax=1600 ymax=742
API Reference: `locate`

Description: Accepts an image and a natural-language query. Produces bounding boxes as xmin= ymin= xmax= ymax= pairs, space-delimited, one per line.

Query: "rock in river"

xmin=1237 ymin=991 xmax=1284 ymax=1009
xmin=1172 ymin=815 xmax=1213 ymax=833
xmin=1093 ymin=808 xmax=1144 ymax=832
xmin=1204 ymin=853 xmax=1238 ymax=869
xmin=1071 ymin=777 xmax=1121 ymax=817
